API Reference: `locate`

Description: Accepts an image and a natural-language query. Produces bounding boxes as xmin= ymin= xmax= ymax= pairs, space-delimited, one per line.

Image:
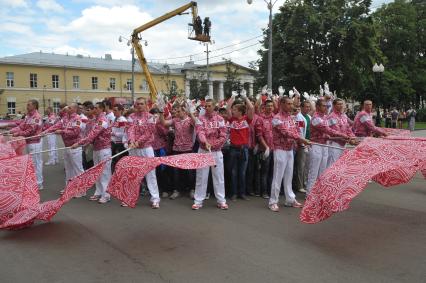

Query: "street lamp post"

xmin=247 ymin=0 xmax=278 ymax=90
xmin=42 ymin=85 xmax=46 ymax=115
xmin=204 ymin=40 xmax=215 ymax=98
xmin=373 ymin=63 xmax=385 ymax=126
xmin=119 ymin=35 xmax=141 ymax=103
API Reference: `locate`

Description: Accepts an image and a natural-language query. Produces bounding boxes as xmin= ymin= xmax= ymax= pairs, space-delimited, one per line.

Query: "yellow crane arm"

xmin=131 ymin=1 xmax=199 ymax=101
xmin=132 ymin=2 xmax=197 ymax=35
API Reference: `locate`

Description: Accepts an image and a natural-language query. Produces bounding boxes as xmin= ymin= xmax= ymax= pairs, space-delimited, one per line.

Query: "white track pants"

xmin=194 ymin=148 xmax=226 ymax=205
xmin=27 ymin=142 xmax=43 ymax=187
xmin=46 ymin=134 xmax=58 ymax=164
xmin=326 ymin=141 xmax=344 ymax=168
xmin=269 ymin=149 xmax=295 ymax=206
xmin=64 ymin=147 xmax=84 ymax=184
xmin=130 ymin=147 xmax=160 ymax=203
xmin=93 ymin=148 xmax=111 ymax=198
xmin=306 ymin=144 xmax=329 ymax=194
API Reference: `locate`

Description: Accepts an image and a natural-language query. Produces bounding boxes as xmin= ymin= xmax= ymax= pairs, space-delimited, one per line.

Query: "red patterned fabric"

xmin=0 ymin=138 xmax=18 ymax=160
xmin=0 ymin=135 xmax=27 ymax=156
xmin=382 ymin=128 xmax=411 ymax=137
xmin=36 ymin=161 xmax=107 ymax=222
xmin=0 ymin=156 xmax=106 ymax=230
xmin=300 ymin=137 xmax=426 ymax=224
xmin=108 ymin=153 xmax=215 ymax=207
xmin=0 ymin=155 xmax=40 ymax=230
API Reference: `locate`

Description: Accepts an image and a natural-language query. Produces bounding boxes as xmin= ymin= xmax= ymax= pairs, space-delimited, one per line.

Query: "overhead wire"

xmin=149 ymin=34 xmax=263 ymax=62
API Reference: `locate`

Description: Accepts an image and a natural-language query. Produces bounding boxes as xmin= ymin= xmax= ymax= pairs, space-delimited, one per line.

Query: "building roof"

xmin=182 ymin=60 xmax=257 ymax=74
xmin=0 ymin=52 xmax=185 ymax=75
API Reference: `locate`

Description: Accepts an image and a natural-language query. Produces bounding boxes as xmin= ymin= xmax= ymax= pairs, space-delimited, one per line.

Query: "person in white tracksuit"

xmin=326 ymin=99 xmax=357 ymax=168
xmin=192 ymin=99 xmax=228 ymax=210
xmin=306 ymin=99 xmax=350 ymax=195
xmin=43 ymin=107 xmax=59 ymax=165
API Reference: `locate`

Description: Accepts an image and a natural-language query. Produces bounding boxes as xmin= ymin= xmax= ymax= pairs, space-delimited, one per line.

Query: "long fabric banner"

xmin=0 ymin=151 xmax=215 ymax=230
xmin=0 ymin=155 xmax=106 ymax=230
xmin=108 ymin=153 xmax=215 ymax=207
xmin=300 ymin=137 xmax=426 ymax=224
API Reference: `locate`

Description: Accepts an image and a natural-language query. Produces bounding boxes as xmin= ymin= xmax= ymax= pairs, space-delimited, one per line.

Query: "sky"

xmin=0 ymin=0 xmax=392 ymax=67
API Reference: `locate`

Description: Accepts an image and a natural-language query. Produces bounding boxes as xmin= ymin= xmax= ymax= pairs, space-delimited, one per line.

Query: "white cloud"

xmin=2 ymin=22 xmax=33 ymax=34
xmin=1 ymin=0 xmax=394 ymax=67
xmin=36 ymin=0 xmax=65 ymax=13
xmin=0 ymin=0 xmax=29 ymax=8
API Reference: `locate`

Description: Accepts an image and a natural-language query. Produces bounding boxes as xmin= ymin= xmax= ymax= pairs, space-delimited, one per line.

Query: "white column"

xmin=185 ymin=79 xmax=190 ymax=98
xmin=208 ymin=81 xmax=213 ymax=98
xmin=218 ymin=81 xmax=224 ymax=101
xmin=249 ymin=82 xmax=254 ymax=97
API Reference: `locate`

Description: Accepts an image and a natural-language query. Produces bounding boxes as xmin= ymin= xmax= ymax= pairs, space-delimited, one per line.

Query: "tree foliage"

xmin=255 ymin=0 xmax=425 ymax=108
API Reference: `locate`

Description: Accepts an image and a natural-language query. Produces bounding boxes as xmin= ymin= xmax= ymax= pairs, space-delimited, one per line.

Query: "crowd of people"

xmin=382 ymin=107 xmax=417 ymax=131
xmin=1 ymin=89 xmax=391 ymax=212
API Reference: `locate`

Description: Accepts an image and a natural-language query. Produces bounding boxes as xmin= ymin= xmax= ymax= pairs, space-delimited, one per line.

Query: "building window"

xmin=7 ymin=101 xmax=16 ymax=114
xmin=126 ymin=79 xmax=133 ymax=91
xmin=52 ymin=75 xmax=59 ymax=88
xmin=7 ymin=98 xmax=16 ymax=114
xmin=53 ymin=101 xmax=60 ymax=113
xmin=92 ymin=77 xmax=98 ymax=90
xmin=6 ymin=72 xmax=14 ymax=87
xmin=30 ymin=73 xmax=37 ymax=88
xmin=171 ymin=80 xmax=177 ymax=91
xmin=141 ymin=80 xmax=148 ymax=91
xmin=109 ymin=78 xmax=116 ymax=90
xmin=73 ymin=76 xmax=80 ymax=89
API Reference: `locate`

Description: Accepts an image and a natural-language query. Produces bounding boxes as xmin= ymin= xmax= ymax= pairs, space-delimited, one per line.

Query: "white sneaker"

xmin=74 ymin=192 xmax=86 ymax=198
xmin=269 ymin=204 xmax=279 ymax=212
xmin=39 ymin=185 xmax=45 ymax=191
xmin=151 ymin=202 xmax=160 ymax=209
xmin=169 ymin=190 xmax=180 ymax=200
xmin=98 ymin=196 xmax=110 ymax=204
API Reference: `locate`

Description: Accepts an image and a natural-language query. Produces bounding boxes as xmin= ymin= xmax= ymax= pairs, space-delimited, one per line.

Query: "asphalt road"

xmin=1 ymin=131 xmax=425 ymax=283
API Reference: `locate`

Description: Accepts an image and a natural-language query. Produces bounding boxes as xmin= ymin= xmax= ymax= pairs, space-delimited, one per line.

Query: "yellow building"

xmin=0 ymin=52 xmax=256 ymax=116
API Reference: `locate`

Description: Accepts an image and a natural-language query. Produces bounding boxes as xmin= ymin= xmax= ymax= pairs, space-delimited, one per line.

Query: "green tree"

xmin=223 ymin=60 xmax=242 ymax=98
xmin=257 ymin=0 xmax=380 ymax=100
xmin=373 ymin=0 xmax=419 ymax=109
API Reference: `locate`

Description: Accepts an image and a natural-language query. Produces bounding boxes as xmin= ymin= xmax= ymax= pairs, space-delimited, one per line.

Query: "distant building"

xmin=0 ymin=52 xmax=255 ymax=115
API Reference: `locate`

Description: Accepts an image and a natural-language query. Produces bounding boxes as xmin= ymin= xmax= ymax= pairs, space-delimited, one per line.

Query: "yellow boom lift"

xmin=131 ymin=1 xmax=211 ymax=101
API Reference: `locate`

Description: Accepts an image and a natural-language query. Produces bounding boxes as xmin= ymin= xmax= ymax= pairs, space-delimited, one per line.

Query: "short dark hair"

xmin=332 ymin=98 xmax=344 ymax=106
xmin=316 ymin=98 xmax=326 ymax=107
xmin=301 ymin=100 xmax=311 ymax=107
xmin=114 ymin=104 xmax=124 ymax=111
xmin=103 ymin=100 xmax=112 ymax=109
xmin=83 ymin=101 xmax=94 ymax=110
xmin=28 ymin=99 xmax=39 ymax=110
xmin=96 ymin=101 xmax=106 ymax=111
xmin=280 ymin=96 xmax=292 ymax=104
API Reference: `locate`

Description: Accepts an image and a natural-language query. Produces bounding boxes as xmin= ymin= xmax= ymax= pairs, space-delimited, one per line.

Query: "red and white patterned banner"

xmin=0 ymin=156 xmax=106 ymax=230
xmin=382 ymin=128 xmax=411 ymax=137
xmin=300 ymin=137 xmax=426 ymax=224
xmin=108 ymin=153 xmax=215 ymax=207
xmin=0 ymin=155 xmax=40 ymax=229
xmin=0 ymin=135 xmax=26 ymax=157
xmin=0 ymin=152 xmax=214 ymax=230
